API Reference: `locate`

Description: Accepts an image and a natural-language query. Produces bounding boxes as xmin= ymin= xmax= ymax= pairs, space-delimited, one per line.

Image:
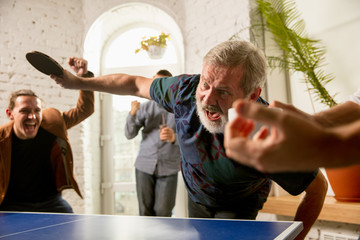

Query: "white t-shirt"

xmin=347 ymin=88 xmax=360 ymax=105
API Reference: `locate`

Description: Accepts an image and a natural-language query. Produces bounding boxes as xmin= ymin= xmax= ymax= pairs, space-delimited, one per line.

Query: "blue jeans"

xmin=135 ymin=169 xmax=178 ymax=216
xmin=0 ymin=194 xmax=73 ymax=213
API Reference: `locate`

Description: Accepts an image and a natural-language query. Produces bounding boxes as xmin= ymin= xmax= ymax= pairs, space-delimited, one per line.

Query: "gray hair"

xmin=203 ymin=40 xmax=267 ymax=96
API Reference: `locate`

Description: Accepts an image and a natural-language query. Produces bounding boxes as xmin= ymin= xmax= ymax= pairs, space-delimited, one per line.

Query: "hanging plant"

xmin=135 ymin=33 xmax=170 ymax=54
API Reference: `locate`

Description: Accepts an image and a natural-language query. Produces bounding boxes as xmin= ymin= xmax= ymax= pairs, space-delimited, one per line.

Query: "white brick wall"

xmin=181 ymin=0 xmax=250 ymax=73
xmin=0 ymin=0 xmax=87 ymax=212
xmin=81 ymin=0 xmax=250 ymax=73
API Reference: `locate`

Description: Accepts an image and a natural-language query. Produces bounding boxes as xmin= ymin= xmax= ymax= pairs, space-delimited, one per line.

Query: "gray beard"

xmin=195 ymin=97 xmax=227 ymax=134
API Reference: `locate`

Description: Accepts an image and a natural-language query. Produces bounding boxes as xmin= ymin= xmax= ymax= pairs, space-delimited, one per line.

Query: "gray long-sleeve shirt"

xmin=125 ymin=100 xmax=181 ymax=176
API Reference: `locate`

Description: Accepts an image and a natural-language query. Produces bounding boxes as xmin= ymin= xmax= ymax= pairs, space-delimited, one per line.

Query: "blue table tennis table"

xmin=0 ymin=212 xmax=302 ymax=240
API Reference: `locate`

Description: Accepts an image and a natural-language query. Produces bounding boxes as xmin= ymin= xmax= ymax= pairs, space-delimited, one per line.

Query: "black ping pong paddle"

xmin=26 ymin=51 xmax=64 ymax=76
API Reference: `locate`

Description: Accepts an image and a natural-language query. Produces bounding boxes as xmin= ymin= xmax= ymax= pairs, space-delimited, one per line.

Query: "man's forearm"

xmin=78 ymin=74 xmax=153 ymax=99
xmin=314 ymin=101 xmax=360 ymax=127
xmin=293 ymin=172 xmax=327 ymax=240
xmin=52 ymin=71 xmax=153 ymax=99
xmin=327 ymin=120 xmax=360 ymax=167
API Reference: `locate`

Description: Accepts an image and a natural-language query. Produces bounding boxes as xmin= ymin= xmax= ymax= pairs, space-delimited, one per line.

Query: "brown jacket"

xmin=0 ymin=90 xmax=94 ymax=205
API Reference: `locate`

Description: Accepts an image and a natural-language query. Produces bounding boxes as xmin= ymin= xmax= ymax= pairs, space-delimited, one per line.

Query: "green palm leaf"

xmin=255 ymin=0 xmax=337 ymax=107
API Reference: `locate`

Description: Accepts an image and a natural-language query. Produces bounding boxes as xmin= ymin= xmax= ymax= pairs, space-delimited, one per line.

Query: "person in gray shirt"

xmin=125 ymin=70 xmax=181 ymax=217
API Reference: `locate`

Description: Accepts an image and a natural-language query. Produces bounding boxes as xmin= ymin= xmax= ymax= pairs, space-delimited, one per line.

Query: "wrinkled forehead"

xmin=201 ymin=62 xmax=244 ymax=84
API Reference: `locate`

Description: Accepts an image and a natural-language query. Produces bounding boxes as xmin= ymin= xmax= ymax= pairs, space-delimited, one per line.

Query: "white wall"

xmin=289 ymin=0 xmax=360 ymax=113
xmin=82 ymin=0 xmax=251 ymax=74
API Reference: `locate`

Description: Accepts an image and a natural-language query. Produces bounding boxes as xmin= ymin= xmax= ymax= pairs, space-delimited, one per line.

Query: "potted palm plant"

xmin=135 ymin=33 xmax=170 ymax=59
xmin=236 ymin=0 xmax=359 ymax=202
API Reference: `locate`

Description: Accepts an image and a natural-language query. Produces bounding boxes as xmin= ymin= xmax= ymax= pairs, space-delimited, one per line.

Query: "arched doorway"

xmin=83 ymin=3 xmax=186 ymax=216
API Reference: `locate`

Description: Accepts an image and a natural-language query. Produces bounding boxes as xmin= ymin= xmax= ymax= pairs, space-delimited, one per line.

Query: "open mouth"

xmin=206 ymin=110 xmax=221 ymax=121
xmin=24 ymin=122 xmax=37 ymax=131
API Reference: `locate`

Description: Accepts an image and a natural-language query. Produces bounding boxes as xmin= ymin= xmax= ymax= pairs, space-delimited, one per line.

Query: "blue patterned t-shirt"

xmin=150 ymin=74 xmax=317 ymax=211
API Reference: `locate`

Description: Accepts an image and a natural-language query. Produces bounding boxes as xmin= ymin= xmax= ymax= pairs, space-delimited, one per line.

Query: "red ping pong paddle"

xmin=26 ymin=51 xmax=64 ymax=76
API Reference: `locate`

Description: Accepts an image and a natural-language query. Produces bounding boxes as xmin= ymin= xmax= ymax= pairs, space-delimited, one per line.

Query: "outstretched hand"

xmin=224 ymin=99 xmax=327 ymax=172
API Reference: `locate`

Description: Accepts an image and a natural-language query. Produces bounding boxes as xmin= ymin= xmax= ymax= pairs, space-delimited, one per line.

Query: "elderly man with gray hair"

xmin=51 ymin=40 xmax=327 ymax=240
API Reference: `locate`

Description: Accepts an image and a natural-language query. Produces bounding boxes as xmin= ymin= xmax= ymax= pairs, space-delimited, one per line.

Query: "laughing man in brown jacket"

xmin=0 ymin=57 xmax=94 ymax=213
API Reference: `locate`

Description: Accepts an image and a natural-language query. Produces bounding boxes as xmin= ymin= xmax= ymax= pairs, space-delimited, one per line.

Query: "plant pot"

xmin=325 ymin=164 xmax=360 ymax=202
xmin=147 ymin=45 xmax=166 ymax=59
